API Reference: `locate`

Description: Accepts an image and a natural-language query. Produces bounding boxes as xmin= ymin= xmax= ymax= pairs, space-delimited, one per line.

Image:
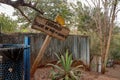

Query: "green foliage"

xmin=70 ymin=1 xmax=101 ymax=57
xmin=0 ymin=14 xmax=17 ymax=33
xmin=48 ymin=50 xmax=82 ymax=80
xmin=13 ymin=0 xmax=73 ymax=28
xmin=110 ymin=27 xmax=120 ymax=60
xmin=90 ymin=32 xmax=101 ymax=56
xmin=37 ymin=0 xmax=72 ymax=20
xmin=70 ymin=1 xmax=95 ymax=33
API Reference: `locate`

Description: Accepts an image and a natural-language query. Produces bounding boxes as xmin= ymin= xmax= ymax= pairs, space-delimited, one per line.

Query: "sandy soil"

xmin=105 ymin=65 xmax=120 ymax=79
xmin=31 ymin=65 xmax=120 ymax=80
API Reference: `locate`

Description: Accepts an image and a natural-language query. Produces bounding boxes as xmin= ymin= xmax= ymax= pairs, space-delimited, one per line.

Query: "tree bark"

xmin=101 ymin=0 xmax=117 ymax=74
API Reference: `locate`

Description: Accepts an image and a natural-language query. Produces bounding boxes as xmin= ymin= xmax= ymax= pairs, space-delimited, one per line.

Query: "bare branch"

xmin=85 ymin=0 xmax=92 ymax=8
xmin=16 ymin=7 xmax=31 ymax=23
xmin=0 ymin=0 xmax=44 ymax=22
xmin=115 ymin=9 xmax=120 ymax=14
xmin=91 ymin=0 xmax=97 ymax=7
xmin=109 ymin=1 xmax=114 ymax=27
xmin=33 ymin=0 xmax=39 ymax=7
xmin=109 ymin=0 xmax=118 ymax=24
xmin=22 ymin=3 xmax=44 ymax=15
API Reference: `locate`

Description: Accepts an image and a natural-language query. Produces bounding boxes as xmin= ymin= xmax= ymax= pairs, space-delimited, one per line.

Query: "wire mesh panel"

xmin=0 ymin=47 xmax=24 ymax=80
xmin=0 ymin=36 xmax=30 ymax=80
xmin=3 ymin=59 xmax=23 ymax=80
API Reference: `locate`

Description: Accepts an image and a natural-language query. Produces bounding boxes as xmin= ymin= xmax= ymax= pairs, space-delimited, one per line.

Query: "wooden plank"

xmin=30 ymin=35 xmax=52 ymax=77
xmin=31 ymin=15 xmax=70 ymax=40
xmin=0 ymin=56 xmax=2 ymax=61
xmin=31 ymin=15 xmax=70 ymax=77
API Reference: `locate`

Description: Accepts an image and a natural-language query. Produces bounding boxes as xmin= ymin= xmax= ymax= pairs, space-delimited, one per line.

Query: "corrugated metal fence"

xmin=0 ymin=33 xmax=90 ymax=66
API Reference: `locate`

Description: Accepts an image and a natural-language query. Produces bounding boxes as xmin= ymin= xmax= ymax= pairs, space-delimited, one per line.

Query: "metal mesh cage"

xmin=0 ymin=48 xmax=24 ymax=80
xmin=3 ymin=59 xmax=23 ymax=80
xmin=0 ymin=37 xmax=30 ymax=80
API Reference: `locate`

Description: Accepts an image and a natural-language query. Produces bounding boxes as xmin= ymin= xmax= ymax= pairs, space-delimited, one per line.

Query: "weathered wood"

xmin=30 ymin=35 xmax=52 ymax=77
xmin=32 ymin=15 xmax=70 ymax=40
xmin=31 ymin=15 xmax=70 ymax=77
xmin=0 ymin=56 xmax=2 ymax=62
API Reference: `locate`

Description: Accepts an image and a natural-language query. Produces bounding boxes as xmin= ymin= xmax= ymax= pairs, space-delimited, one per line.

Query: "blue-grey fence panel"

xmin=0 ymin=33 xmax=90 ymax=67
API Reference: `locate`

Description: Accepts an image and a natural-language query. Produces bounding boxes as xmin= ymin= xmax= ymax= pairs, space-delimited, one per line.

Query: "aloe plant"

xmin=48 ymin=50 xmax=83 ymax=80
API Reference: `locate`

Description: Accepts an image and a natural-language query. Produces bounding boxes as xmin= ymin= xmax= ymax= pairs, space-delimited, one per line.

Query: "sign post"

xmin=30 ymin=15 xmax=70 ymax=77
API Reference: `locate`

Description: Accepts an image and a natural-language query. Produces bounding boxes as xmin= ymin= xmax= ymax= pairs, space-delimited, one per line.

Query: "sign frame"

xmin=32 ymin=15 xmax=70 ymax=40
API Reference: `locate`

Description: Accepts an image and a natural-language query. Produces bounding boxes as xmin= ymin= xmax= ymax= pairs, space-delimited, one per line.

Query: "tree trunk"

xmin=101 ymin=0 xmax=117 ymax=74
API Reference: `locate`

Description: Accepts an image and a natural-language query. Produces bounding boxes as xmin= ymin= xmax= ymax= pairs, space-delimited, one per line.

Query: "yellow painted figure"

xmin=55 ymin=14 xmax=65 ymax=26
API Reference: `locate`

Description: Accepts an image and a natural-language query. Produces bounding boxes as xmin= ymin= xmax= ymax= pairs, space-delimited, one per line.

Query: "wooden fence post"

xmin=31 ymin=35 xmax=51 ymax=77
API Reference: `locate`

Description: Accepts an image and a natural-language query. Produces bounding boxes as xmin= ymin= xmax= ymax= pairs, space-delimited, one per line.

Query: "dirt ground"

xmin=105 ymin=65 xmax=120 ymax=79
xmin=32 ymin=65 xmax=120 ymax=80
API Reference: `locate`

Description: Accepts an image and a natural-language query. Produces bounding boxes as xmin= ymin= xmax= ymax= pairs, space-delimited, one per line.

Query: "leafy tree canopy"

xmin=13 ymin=0 xmax=73 ymax=28
xmin=0 ymin=13 xmax=17 ymax=33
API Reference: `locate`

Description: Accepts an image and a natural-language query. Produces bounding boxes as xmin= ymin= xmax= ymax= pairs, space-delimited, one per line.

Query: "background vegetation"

xmin=0 ymin=0 xmax=120 ymax=73
xmin=0 ymin=14 xmax=17 ymax=33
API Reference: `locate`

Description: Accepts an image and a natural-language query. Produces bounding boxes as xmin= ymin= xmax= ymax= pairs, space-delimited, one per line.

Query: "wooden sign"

xmin=31 ymin=15 xmax=70 ymax=40
xmin=31 ymin=15 xmax=70 ymax=77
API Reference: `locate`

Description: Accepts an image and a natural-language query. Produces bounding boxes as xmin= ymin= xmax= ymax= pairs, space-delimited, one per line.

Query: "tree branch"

xmin=22 ymin=3 xmax=44 ymax=15
xmin=0 ymin=0 xmax=44 ymax=22
xmin=16 ymin=7 xmax=31 ymax=23
xmin=85 ymin=0 xmax=92 ymax=8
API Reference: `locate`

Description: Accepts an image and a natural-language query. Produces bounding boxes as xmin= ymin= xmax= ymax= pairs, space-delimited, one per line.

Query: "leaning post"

xmin=30 ymin=15 xmax=70 ymax=77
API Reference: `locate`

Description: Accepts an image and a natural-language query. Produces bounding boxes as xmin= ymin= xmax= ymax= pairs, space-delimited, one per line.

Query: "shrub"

xmin=48 ymin=50 xmax=83 ymax=80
